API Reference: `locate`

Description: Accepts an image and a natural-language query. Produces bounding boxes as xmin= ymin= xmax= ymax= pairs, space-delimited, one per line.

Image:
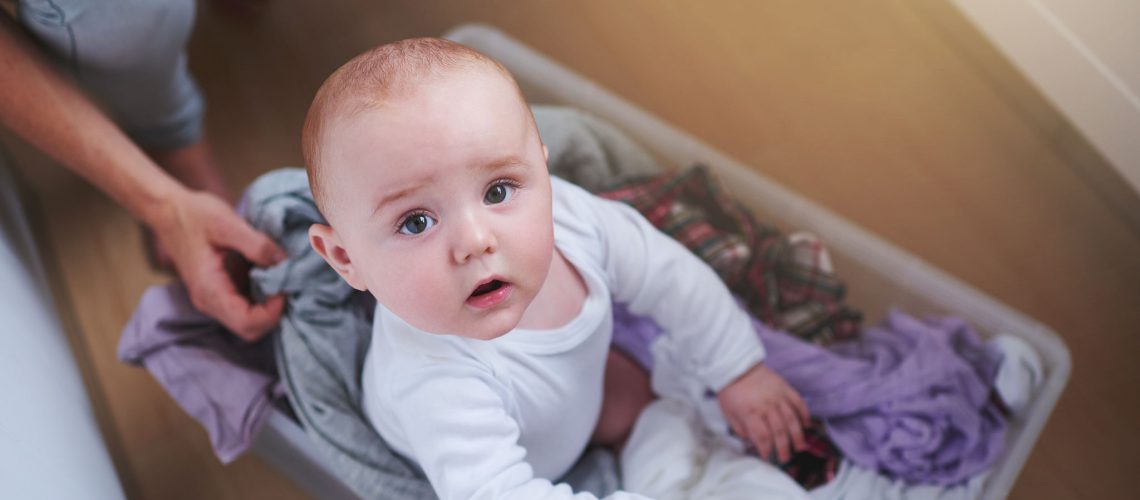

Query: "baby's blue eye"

xmin=398 ymin=213 xmax=436 ymax=235
xmin=485 ymin=182 xmax=516 ymax=205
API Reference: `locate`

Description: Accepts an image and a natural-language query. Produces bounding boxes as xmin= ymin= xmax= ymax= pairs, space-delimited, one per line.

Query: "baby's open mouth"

xmin=466 ymin=279 xmax=513 ymax=309
xmin=471 ymin=279 xmax=506 ymax=297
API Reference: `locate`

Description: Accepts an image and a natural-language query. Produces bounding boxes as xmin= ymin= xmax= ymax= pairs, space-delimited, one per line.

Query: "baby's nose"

xmin=451 ymin=213 xmax=498 ymax=264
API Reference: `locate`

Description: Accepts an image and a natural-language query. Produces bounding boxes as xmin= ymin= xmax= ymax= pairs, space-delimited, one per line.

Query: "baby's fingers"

xmin=788 ymin=389 xmax=811 ymax=425
xmin=779 ymin=401 xmax=807 ymax=452
xmin=725 ymin=413 xmax=746 ymax=444
xmin=766 ymin=411 xmax=793 ymax=463
xmin=746 ymin=416 xmax=774 ymax=461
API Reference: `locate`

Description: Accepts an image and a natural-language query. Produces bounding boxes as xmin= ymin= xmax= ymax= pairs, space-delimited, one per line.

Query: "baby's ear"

xmin=308 ymin=223 xmax=367 ymax=291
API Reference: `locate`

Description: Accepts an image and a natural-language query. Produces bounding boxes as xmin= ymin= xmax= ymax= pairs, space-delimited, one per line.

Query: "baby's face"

xmin=320 ymin=67 xmax=554 ymax=339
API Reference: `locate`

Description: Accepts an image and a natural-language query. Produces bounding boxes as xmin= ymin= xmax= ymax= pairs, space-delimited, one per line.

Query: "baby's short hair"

xmin=302 ymin=37 xmax=516 ymax=218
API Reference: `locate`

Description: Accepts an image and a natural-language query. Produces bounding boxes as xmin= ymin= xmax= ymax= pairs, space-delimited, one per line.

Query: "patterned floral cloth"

xmin=598 ymin=164 xmax=863 ymax=346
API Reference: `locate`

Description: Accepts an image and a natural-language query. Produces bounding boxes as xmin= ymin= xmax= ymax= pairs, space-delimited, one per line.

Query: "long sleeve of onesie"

xmin=557 ymin=179 xmax=766 ymax=391
xmin=387 ymin=363 xmax=648 ymax=500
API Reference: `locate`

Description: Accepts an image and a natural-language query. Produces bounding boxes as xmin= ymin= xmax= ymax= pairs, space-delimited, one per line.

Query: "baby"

xmin=303 ymin=38 xmax=809 ymax=499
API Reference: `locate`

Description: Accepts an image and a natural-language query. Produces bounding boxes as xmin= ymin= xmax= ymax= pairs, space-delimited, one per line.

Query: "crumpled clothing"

xmin=798 ymin=312 xmax=1005 ymax=485
xmin=809 ymin=459 xmax=985 ymax=500
xmin=243 ymin=168 xmax=440 ymax=499
xmin=599 ymin=165 xmax=862 ymax=346
xmin=603 ymin=165 xmax=853 ymax=487
xmin=616 ymin=304 xmax=1006 ymax=486
xmin=621 ymin=398 xmax=810 ymax=500
xmin=118 ymin=283 xmax=282 ymax=463
xmin=617 ymin=303 xmax=841 ymax=489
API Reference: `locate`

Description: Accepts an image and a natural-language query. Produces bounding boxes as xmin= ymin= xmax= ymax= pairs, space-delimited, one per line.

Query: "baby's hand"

xmin=716 ymin=362 xmax=810 ymax=463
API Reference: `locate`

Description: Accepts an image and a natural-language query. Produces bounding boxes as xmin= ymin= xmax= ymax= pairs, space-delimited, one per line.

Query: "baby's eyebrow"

xmin=372 ymin=182 xmax=428 ymax=218
xmin=370 ymin=156 xmax=527 ymax=217
xmin=477 ymin=155 xmax=527 ymax=173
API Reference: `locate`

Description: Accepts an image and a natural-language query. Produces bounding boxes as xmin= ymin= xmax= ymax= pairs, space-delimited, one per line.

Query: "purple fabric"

xmin=611 ymin=306 xmax=662 ymax=371
xmin=118 ymin=282 xmax=282 ymax=463
xmin=612 ymin=305 xmax=1005 ymax=485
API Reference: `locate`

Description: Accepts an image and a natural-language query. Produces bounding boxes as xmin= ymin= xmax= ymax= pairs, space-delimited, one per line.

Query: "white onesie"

xmin=361 ymin=177 xmax=766 ymax=500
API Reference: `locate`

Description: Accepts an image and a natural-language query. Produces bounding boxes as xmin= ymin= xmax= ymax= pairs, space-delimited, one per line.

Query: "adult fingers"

xmin=188 ymin=262 xmax=284 ymax=341
xmin=210 ymin=208 xmax=286 ymax=267
xmin=215 ymin=289 xmax=285 ymax=341
xmin=246 ymin=294 xmax=286 ymax=339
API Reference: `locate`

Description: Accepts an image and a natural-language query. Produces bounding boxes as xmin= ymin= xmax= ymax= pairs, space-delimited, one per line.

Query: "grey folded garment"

xmin=536 ymin=106 xmax=662 ymax=191
xmin=244 ymin=166 xmax=435 ymax=498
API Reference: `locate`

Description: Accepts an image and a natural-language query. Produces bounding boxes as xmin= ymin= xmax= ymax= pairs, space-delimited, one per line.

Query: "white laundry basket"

xmin=252 ymin=24 xmax=1071 ymax=500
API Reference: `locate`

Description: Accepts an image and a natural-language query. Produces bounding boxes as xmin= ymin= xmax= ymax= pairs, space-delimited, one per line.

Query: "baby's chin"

xmin=459 ymin=324 xmax=516 ymax=341
xmin=405 ymin=309 xmax=521 ymax=341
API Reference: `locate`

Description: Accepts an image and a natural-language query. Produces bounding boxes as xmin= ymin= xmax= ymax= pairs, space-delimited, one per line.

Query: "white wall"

xmin=0 ymin=159 xmax=125 ymax=500
xmin=951 ymin=0 xmax=1140 ymax=196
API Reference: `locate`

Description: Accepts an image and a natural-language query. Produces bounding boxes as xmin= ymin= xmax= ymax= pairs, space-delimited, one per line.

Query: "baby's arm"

xmin=389 ymin=366 xmax=649 ymax=500
xmin=576 ymin=183 xmax=809 ymax=460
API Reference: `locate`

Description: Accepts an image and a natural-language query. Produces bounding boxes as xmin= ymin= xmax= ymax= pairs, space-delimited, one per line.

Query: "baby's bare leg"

xmin=591 ymin=348 xmax=654 ymax=450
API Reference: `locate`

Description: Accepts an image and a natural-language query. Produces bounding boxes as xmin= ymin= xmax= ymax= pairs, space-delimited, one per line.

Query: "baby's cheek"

xmin=372 ymin=267 xmax=421 ymax=308
xmin=404 ymin=270 xmax=457 ymax=325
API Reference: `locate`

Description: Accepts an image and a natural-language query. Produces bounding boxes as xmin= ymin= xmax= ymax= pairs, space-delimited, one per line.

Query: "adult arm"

xmin=0 ymin=16 xmax=283 ymax=340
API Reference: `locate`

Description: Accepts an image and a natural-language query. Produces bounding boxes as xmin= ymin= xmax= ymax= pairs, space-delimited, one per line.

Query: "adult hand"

xmin=717 ymin=362 xmax=811 ymax=463
xmin=151 ymin=188 xmax=287 ymax=341
xmin=2 ymin=15 xmax=285 ymax=339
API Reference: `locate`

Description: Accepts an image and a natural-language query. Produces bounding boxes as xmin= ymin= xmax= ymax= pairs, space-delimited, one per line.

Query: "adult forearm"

xmin=1 ymin=17 xmax=288 ymax=339
xmin=0 ymin=16 xmax=184 ymax=226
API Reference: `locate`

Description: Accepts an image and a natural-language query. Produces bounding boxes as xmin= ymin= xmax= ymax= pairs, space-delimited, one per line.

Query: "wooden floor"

xmin=8 ymin=0 xmax=1139 ymax=498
